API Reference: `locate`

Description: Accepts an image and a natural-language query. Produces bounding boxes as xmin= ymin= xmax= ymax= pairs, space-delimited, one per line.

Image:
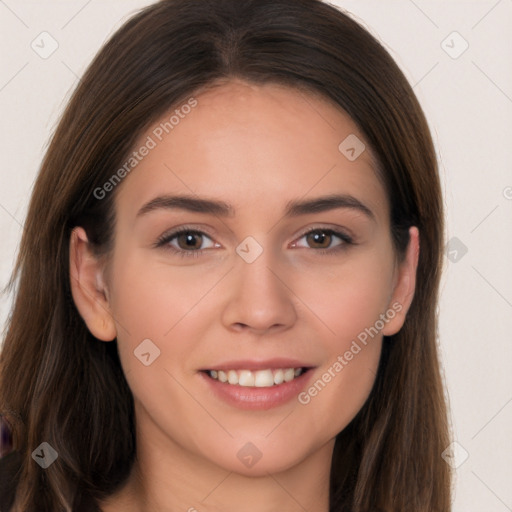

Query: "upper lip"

xmin=201 ymin=358 xmax=314 ymax=371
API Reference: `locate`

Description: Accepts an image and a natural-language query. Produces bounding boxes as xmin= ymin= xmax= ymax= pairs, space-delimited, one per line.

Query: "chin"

xmin=200 ymin=438 xmax=317 ymax=477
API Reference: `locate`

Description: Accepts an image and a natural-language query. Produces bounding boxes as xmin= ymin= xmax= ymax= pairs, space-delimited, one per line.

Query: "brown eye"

xmin=176 ymin=232 xmax=203 ymax=250
xmin=155 ymin=229 xmax=217 ymax=255
xmin=305 ymin=230 xmax=333 ymax=249
xmin=292 ymin=228 xmax=353 ymax=253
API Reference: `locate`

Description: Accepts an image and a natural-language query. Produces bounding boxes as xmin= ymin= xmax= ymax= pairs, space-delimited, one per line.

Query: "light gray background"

xmin=1 ymin=1 xmax=511 ymax=510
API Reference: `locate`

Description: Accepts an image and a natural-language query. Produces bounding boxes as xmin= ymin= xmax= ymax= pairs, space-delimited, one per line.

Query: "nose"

xmin=220 ymin=244 xmax=297 ymax=336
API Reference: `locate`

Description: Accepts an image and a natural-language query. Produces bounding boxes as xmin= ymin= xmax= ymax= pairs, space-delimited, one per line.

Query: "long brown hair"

xmin=0 ymin=0 xmax=452 ymax=510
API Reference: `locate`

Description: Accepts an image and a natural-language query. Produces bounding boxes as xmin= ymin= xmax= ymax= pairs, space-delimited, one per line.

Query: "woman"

xmin=0 ymin=0 xmax=452 ymax=510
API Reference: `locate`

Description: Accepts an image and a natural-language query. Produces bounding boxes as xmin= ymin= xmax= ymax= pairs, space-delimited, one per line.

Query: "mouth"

xmin=198 ymin=360 xmax=315 ymax=410
xmin=203 ymin=367 xmax=308 ymax=387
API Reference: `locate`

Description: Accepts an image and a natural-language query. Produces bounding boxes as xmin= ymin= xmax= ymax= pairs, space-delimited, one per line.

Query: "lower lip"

xmin=200 ymin=370 xmax=314 ymax=410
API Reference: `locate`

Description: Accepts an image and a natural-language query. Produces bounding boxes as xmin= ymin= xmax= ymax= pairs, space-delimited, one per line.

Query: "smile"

xmin=207 ymin=368 xmax=304 ymax=387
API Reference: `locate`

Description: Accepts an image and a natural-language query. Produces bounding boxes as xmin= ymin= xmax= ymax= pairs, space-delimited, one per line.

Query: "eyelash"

xmin=154 ymin=226 xmax=354 ymax=259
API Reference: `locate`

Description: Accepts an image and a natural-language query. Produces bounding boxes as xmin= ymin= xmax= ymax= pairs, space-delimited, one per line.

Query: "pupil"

xmin=180 ymin=233 xmax=201 ymax=249
xmin=308 ymin=231 xmax=330 ymax=248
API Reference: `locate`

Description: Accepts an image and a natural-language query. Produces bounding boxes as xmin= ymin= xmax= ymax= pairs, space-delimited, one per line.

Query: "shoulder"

xmin=0 ymin=451 xmax=22 ymax=512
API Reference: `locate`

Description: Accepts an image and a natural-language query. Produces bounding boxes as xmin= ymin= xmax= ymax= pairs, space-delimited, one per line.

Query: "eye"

xmin=154 ymin=226 xmax=353 ymax=258
xmin=292 ymin=228 xmax=353 ymax=253
xmin=155 ymin=228 xmax=218 ymax=257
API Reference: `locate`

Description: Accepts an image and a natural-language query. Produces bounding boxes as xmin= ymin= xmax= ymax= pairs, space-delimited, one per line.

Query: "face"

xmin=73 ymin=79 xmax=416 ymax=477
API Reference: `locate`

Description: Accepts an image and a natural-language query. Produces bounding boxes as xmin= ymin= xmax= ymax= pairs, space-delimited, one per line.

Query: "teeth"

xmin=284 ymin=368 xmax=295 ymax=382
xmin=254 ymin=369 xmax=274 ymax=387
xmin=273 ymin=369 xmax=284 ymax=385
xmin=208 ymin=368 xmax=304 ymax=387
xmin=238 ymin=370 xmax=255 ymax=387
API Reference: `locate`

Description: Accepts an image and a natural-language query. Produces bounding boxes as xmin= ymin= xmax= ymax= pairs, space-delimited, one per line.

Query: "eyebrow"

xmin=136 ymin=193 xmax=375 ymax=221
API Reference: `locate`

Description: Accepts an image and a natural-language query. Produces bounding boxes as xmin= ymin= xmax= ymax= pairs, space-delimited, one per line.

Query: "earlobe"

xmin=69 ymin=227 xmax=117 ymax=341
xmin=382 ymin=226 xmax=420 ymax=337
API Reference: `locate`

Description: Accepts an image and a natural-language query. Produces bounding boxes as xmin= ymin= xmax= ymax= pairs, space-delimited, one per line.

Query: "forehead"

xmin=114 ymin=79 xmax=388 ymax=225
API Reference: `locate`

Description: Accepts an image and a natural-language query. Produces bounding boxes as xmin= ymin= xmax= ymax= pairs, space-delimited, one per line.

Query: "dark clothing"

xmin=0 ymin=452 xmax=101 ymax=512
xmin=0 ymin=451 xmax=21 ymax=512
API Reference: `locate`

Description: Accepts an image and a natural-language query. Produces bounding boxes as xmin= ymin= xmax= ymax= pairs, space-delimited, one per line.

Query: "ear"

xmin=382 ymin=226 xmax=420 ymax=336
xmin=69 ymin=226 xmax=117 ymax=341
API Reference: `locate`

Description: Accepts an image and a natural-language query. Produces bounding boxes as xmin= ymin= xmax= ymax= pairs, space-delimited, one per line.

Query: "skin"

xmin=70 ymin=79 xmax=419 ymax=512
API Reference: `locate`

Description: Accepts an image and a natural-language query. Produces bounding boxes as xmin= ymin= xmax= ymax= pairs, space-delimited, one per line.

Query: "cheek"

xmin=292 ymin=246 xmax=395 ymax=342
xmin=108 ymin=250 xmax=222 ymax=339
xmin=288 ymin=248 xmax=393 ymax=432
xmin=106 ymin=251 xmax=223 ymax=390
xmin=295 ymin=342 xmax=382 ymax=443
xmin=106 ymin=253 xmax=215 ymax=436
xmin=292 ymin=277 xmax=385 ymax=441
